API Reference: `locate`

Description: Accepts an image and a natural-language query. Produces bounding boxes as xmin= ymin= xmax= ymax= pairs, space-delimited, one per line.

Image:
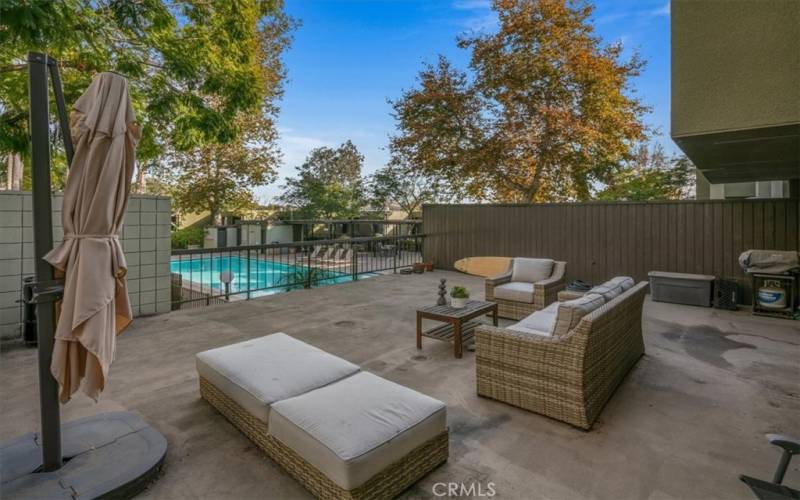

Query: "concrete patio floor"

xmin=1 ymin=270 xmax=798 ymax=499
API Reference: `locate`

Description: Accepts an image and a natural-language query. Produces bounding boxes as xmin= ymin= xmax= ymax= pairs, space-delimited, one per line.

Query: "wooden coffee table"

xmin=416 ymin=300 xmax=498 ymax=358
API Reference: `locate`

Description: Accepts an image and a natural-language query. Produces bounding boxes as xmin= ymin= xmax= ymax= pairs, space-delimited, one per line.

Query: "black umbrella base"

xmin=0 ymin=411 xmax=166 ymax=499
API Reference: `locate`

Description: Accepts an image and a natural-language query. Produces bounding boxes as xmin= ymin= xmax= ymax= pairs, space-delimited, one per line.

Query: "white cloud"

xmin=595 ymin=11 xmax=631 ymax=24
xmin=450 ymin=0 xmax=497 ymax=32
xmin=651 ymin=2 xmax=670 ymax=17
xmin=452 ymin=0 xmax=491 ymax=10
xmin=277 ymin=133 xmax=331 ymax=168
xmin=595 ymin=2 xmax=670 ymax=25
xmin=463 ymin=12 xmax=498 ymax=31
xmin=280 ymin=133 xmax=331 ymax=151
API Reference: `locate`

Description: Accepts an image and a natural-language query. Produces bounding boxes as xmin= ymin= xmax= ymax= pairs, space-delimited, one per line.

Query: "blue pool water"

xmin=170 ymin=255 xmax=371 ymax=298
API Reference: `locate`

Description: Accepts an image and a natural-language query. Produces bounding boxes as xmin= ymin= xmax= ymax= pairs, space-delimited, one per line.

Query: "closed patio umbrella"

xmin=44 ymin=72 xmax=139 ymax=403
xmin=0 ymin=54 xmax=165 ymax=498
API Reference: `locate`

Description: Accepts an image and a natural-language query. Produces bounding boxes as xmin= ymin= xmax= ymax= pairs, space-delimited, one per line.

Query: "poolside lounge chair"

xmin=334 ymin=248 xmax=353 ymax=266
xmin=484 ymin=258 xmax=567 ymax=320
xmin=317 ymin=248 xmax=353 ymax=269
xmin=476 ymin=277 xmax=647 ymax=430
xmin=315 ymin=246 xmax=336 ymax=263
xmin=320 ymin=247 xmax=345 ymax=264
xmin=196 ymin=333 xmax=448 ymax=499
xmin=308 ymin=245 xmax=323 ymax=260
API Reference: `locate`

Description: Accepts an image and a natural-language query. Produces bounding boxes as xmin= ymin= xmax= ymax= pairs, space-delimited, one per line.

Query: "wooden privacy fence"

xmin=423 ymin=200 xmax=799 ymax=304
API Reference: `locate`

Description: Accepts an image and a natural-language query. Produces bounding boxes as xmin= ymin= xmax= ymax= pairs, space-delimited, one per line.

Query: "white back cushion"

xmin=511 ymin=258 xmax=554 ymax=283
xmin=608 ymin=276 xmax=635 ymax=292
xmin=551 ymin=293 xmax=605 ymax=337
xmin=588 ymin=276 xmax=635 ymax=301
xmin=587 ymin=284 xmax=619 ymax=302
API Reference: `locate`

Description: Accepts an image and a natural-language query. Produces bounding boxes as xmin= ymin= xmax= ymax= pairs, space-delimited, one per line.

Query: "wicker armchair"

xmin=485 ymin=260 xmax=567 ymax=320
xmin=475 ymin=281 xmax=648 ymax=430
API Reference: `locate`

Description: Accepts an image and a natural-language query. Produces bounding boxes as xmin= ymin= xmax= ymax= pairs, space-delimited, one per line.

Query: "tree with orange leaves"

xmin=390 ymin=0 xmax=650 ymax=203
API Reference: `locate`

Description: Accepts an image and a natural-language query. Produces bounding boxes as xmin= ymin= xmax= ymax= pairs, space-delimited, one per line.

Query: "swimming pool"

xmin=170 ymin=255 xmax=372 ymax=298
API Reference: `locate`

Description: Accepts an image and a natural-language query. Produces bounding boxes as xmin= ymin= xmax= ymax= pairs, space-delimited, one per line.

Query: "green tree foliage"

xmin=1 ymin=0 xmax=290 ymax=192
xmin=279 ymin=140 xmax=366 ymax=219
xmin=170 ymin=113 xmax=280 ymax=225
xmin=368 ymin=160 xmax=454 ymax=218
xmin=596 ymin=143 xmax=695 ymax=201
xmin=390 ymin=0 xmax=649 ymax=203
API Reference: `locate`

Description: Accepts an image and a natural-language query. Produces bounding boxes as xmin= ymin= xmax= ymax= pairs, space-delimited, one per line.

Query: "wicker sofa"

xmin=475 ymin=278 xmax=648 ymax=430
xmin=485 ymin=258 xmax=567 ymax=320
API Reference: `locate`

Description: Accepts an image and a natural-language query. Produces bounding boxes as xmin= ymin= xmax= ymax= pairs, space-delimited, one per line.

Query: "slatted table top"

xmin=417 ymin=300 xmax=497 ymax=320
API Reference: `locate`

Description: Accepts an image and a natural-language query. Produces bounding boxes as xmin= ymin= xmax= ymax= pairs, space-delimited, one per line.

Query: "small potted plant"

xmin=450 ymin=286 xmax=470 ymax=308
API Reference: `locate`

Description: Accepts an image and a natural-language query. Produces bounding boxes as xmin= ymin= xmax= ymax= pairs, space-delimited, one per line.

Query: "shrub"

xmin=277 ymin=267 xmax=338 ymax=289
xmin=171 ymin=227 xmax=205 ymax=249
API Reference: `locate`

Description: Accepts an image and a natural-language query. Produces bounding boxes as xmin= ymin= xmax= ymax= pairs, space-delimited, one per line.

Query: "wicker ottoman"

xmin=196 ymin=333 xmax=360 ymax=429
xmin=270 ymin=372 xmax=448 ymax=499
xmin=196 ymin=334 xmax=449 ymax=499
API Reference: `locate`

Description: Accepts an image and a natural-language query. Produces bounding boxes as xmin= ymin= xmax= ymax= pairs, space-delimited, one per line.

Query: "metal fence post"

xmin=393 ymin=238 xmax=397 ymax=274
xmin=306 ymin=244 xmax=312 ymax=289
xmin=246 ymin=248 xmax=251 ymax=300
xmin=352 ymin=245 xmax=358 ymax=281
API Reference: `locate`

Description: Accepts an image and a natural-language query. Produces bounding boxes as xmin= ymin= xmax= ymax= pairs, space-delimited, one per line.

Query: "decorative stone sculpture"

xmin=437 ymin=278 xmax=447 ymax=306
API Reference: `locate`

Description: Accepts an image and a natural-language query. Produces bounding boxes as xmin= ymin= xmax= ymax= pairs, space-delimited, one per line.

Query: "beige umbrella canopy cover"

xmin=44 ymin=72 xmax=139 ymax=403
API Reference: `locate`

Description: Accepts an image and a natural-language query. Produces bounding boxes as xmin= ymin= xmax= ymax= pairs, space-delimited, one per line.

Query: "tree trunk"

xmin=3 ymin=155 xmax=9 ymax=190
xmin=402 ymin=200 xmax=420 ymax=219
xmin=135 ymin=164 xmax=147 ymax=193
xmin=6 ymin=153 xmax=23 ymax=190
xmin=211 ymin=210 xmax=223 ymax=226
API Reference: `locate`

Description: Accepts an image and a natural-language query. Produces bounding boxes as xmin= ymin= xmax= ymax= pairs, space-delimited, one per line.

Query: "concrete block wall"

xmin=0 ymin=191 xmax=171 ymax=342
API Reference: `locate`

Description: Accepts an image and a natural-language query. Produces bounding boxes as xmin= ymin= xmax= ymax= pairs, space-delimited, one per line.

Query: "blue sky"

xmin=259 ymin=0 xmax=673 ymax=201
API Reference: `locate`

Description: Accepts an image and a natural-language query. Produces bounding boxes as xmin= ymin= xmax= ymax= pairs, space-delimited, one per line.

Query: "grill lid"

xmin=738 ymin=250 xmax=799 ymax=274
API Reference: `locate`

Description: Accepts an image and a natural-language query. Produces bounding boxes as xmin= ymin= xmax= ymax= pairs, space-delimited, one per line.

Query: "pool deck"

xmin=1 ymin=270 xmax=798 ymax=499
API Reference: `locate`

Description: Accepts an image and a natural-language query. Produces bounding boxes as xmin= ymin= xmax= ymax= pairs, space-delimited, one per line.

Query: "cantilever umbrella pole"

xmin=28 ymin=51 xmax=63 ymax=472
xmin=48 ymin=57 xmax=75 ymax=166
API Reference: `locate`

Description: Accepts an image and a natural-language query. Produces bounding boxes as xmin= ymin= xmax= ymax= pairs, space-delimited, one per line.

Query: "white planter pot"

xmin=450 ymin=297 xmax=468 ymax=308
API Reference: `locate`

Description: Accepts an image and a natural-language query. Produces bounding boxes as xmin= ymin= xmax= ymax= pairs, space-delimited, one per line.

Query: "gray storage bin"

xmin=648 ymin=271 xmax=715 ymax=307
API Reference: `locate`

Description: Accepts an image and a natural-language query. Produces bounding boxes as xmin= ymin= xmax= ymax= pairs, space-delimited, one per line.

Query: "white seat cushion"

xmin=506 ymin=323 xmax=552 ymax=337
xmin=551 ymin=293 xmax=606 ymax=337
xmin=269 ymin=372 xmax=447 ymax=491
xmin=511 ymin=258 xmax=554 ymax=284
xmin=494 ymin=281 xmax=535 ymax=303
xmin=508 ymin=303 xmax=559 ymax=337
xmin=196 ymin=333 xmax=360 ymax=423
